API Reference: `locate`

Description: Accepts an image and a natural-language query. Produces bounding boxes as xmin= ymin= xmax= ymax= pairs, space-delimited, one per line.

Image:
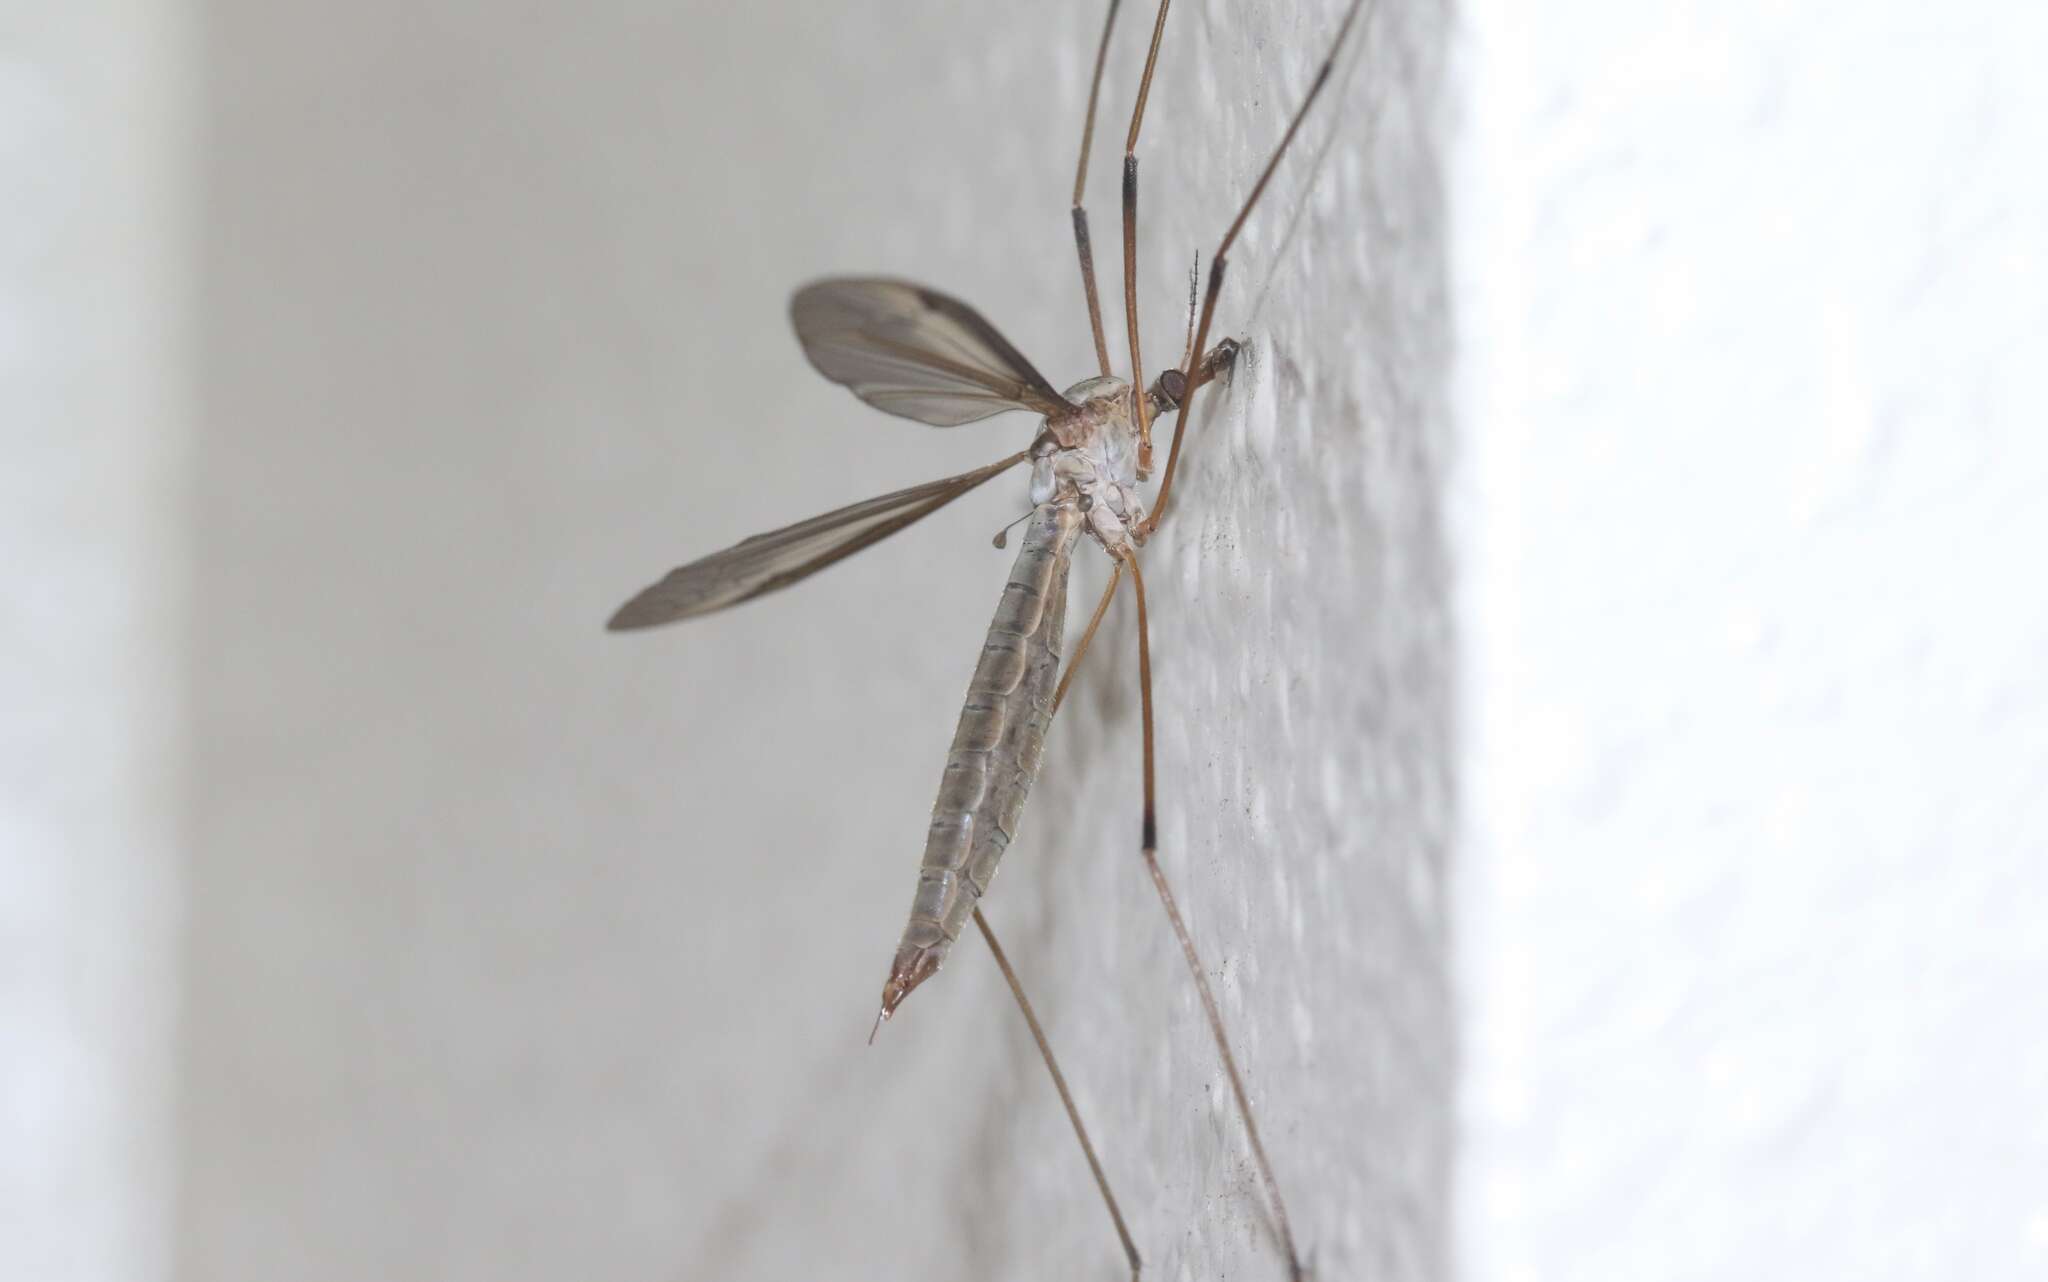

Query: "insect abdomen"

xmin=880 ymin=501 xmax=1081 ymax=1018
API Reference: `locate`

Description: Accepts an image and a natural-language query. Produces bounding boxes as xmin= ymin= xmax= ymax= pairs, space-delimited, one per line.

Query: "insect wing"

xmin=791 ymin=278 xmax=1074 ymax=425
xmin=607 ymin=451 xmax=1029 ymax=629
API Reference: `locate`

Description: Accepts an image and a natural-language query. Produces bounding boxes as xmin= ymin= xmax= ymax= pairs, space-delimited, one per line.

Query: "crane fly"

xmin=608 ymin=2 xmax=1370 ymax=1277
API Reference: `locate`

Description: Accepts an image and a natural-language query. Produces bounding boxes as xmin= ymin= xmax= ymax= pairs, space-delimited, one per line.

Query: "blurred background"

xmin=5 ymin=2 xmax=2044 ymax=1282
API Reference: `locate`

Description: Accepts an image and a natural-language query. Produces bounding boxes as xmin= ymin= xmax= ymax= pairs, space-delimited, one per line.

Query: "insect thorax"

xmin=1033 ymin=375 xmax=1148 ymax=553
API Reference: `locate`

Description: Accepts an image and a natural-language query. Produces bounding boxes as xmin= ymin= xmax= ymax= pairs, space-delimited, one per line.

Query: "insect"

xmin=610 ymin=2 xmax=1369 ymax=1277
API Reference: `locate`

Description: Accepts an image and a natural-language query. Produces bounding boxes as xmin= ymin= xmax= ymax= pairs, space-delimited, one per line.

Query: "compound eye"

xmin=1158 ymin=368 xmax=1187 ymax=406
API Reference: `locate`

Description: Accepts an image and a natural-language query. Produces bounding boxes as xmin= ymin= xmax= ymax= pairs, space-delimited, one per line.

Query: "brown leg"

xmin=976 ymin=554 xmax=1135 ymax=1275
xmin=1121 ymin=156 xmax=1152 ymax=475
xmin=973 ymin=908 xmax=1141 ymax=1280
xmin=1119 ymin=0 xmax=1174 ymax=476
xmin=1054 ymin=560 xmax=1124 ymax=715
xmin=1121 ymin=550 xmax=1303 ymax=1281
xmin=1071 ymin=0 xmax=1124 ymax=378
xmin=1144 ymin=0 xmax=1370 ymax=538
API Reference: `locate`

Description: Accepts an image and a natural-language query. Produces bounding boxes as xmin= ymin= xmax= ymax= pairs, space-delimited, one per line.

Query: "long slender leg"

xmin=963 ymin=560 xmax=1131 ymax=1271
xmin=1120 ymin=0 xmax=1174 ymax=475
xmin=1120 ymin=160 xmax=1152 ymax=474
xmin=1054 ymin=560 xmax=1123 ymax=715
xmin=1121 ymin=550 xmax=1303 ymax=1280
xmin=1143 ymin=0 xmax=1370 ymax=537
xmin=1122 ymin=0 xmax=1172 ymax=154
xmin=973 ymin=908 xmax=1141 ymax=1280
xmin=1071 ymin=0 xmax=1124 ymax=378
xmin=975 ymin=559 xmax=1135 ymax=1272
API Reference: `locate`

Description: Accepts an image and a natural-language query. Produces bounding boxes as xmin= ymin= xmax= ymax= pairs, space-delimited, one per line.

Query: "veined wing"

xmin=791 ymin=278 xmax=1073 ymax=426
xmin=607 ymin=450 xmax=1030 ymax=630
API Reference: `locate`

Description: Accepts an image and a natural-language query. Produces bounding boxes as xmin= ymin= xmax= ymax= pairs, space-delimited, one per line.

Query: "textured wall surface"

xmin=1 ymin=5 xmax=188 ymax=1282
xmin=176 ymin=3 xmax=1451 ymax=1282
xmin=983 ymin=3 xmax=1456 ymax=1278
xmin=1456 ymin=3 xmax=2048 ymax=1280
xmin=20 ymin=3 xmax=2044 ymax=1282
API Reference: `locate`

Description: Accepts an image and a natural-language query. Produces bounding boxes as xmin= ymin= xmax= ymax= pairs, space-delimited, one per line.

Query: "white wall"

xmin=1456 ymin=3 xmax=2048 ymax=1279
xmin=1009 ymin=3 xmax=1455 ymax=1276
xmin=1 ymin=4 xmax=188 ymax=1282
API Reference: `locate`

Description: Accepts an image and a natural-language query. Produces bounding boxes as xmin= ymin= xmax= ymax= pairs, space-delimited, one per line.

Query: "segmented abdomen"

xmin=880 ymin=500 xmax=1082 ymax=1013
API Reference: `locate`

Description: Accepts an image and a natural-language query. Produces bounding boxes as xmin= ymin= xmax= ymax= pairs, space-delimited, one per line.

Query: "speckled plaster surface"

xmin=962 ymin=3 xmax=1455 ymax=1279
xmin=168 ymin=3 xmax=1452 ymax=1282
xmin=1455 ymin=4 xmax=2048 ymax=1280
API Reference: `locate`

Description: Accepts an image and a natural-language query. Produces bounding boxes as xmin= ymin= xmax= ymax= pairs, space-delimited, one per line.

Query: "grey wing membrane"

xmin=791 ymin=278 xmax=1074 ymax=426
xmin=607 ymin=451 xmax=1029 ymax=630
